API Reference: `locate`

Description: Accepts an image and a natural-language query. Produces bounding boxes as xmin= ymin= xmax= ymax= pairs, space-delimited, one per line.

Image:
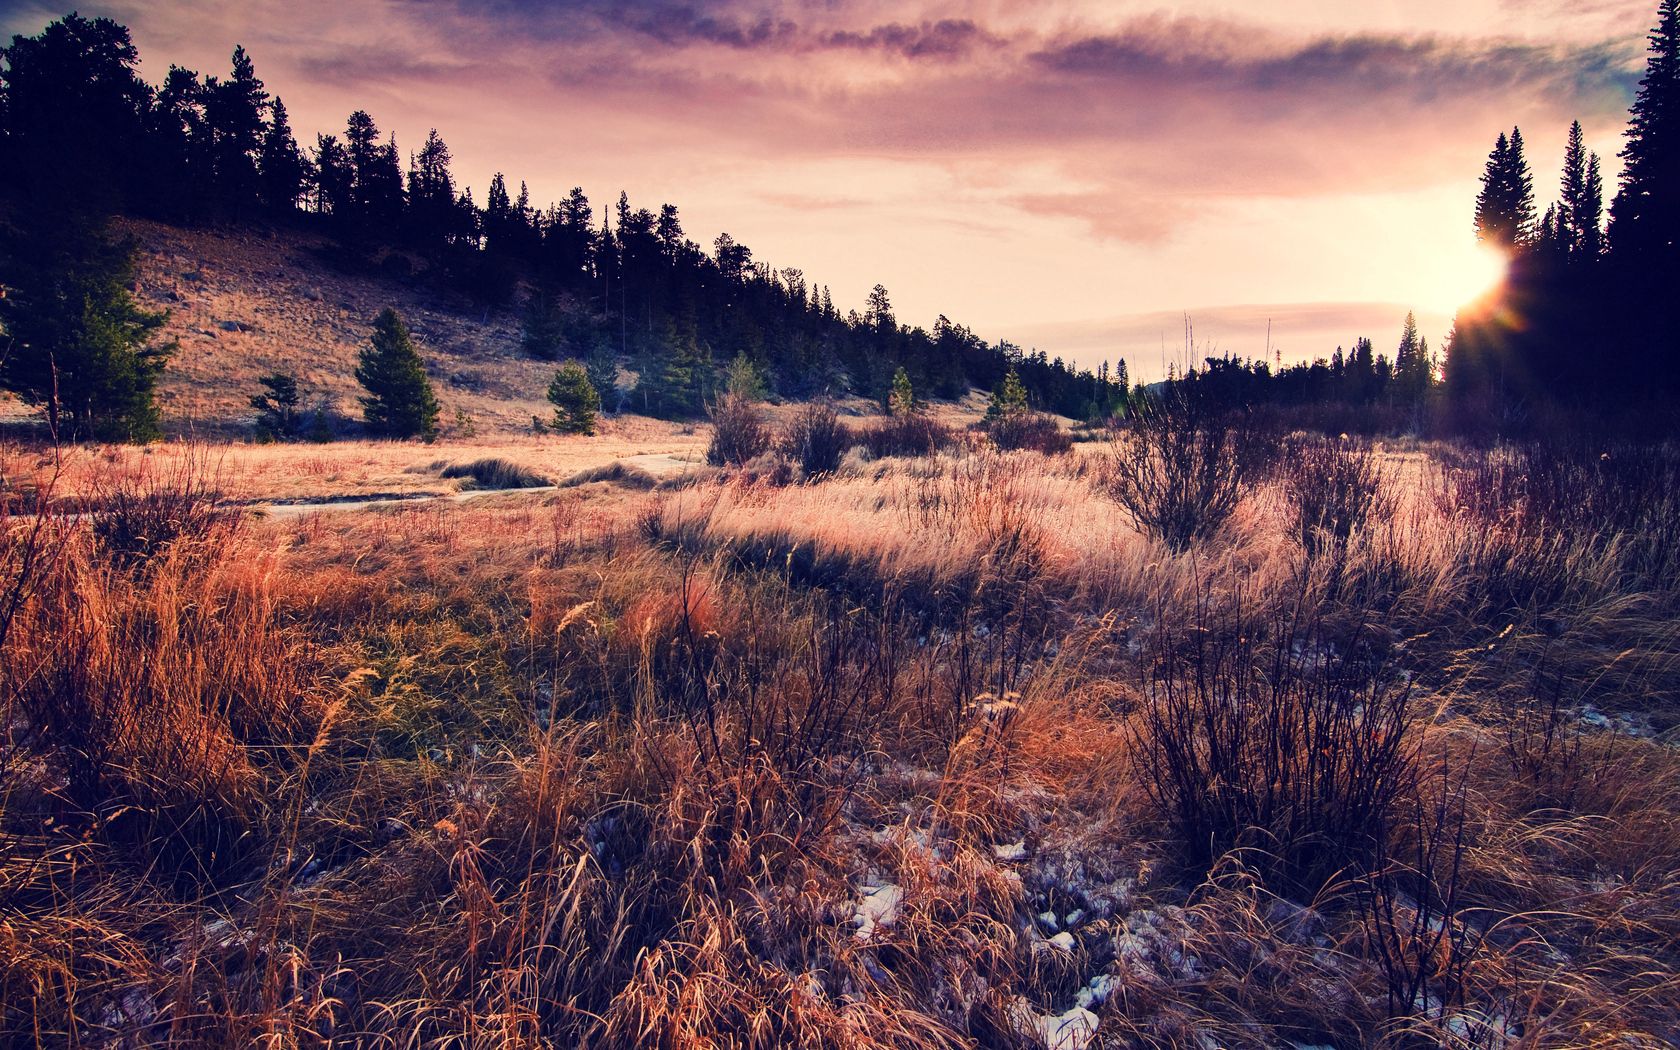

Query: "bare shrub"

xmin=1107 ymin=392 xmax=1271 ymax=552
xmin=1362 ymin=758 xmax=1486 ymax=1044
xmin=1134 ymin=584 xmax=1415 ymax=894
xmin=986 ymin=410 xmax=1073 ymax=455
xmin=1279 ymin=436 xmax=1391 ymax=561
xmin=860 ymin=412 xmax=955 ymax=459
xmin=439 ymin=456 xmax=550 ymax=489
xmin=707 ymin=392 xmax=771 ymax=467
xmin=780 ymin=400 xmax=853 ymax=478
xmin=84 ymin=444 xmax=229 ymax=566
xmin=1438 ymin=441 xmax=1680 ymax=591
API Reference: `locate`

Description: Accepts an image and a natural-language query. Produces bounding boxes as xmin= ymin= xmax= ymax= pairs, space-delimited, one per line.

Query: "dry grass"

xmin=2 ymin=434 xmax=1678 ymax=1048
xmin=0 ymin=429 xmax=707 ymax=505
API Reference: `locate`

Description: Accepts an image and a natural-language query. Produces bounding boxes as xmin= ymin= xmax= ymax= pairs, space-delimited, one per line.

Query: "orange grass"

xmin=1 ymin=437 xmax=1677 ymax=1047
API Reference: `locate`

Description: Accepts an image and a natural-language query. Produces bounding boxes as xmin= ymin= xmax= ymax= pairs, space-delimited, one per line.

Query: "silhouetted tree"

xmin=259 ymin=97 xmax=307 ymax=214
xmin=406 ymin=129 xmax=459 ymax=252
xmin=0 ymin=14 xmax=150 ymax=213
xmin=205 ymin=45 xmax=267 ymax=218
xmin=312 ymin=133 xmax=352 ymax=217
xmin=1611 ymin=0 xmax=1680 ymax=261
xmin=1475 ymin=128 xmax=1536 ymax=248
xmin=1556 ymin=121 xmax=1605 ymax=259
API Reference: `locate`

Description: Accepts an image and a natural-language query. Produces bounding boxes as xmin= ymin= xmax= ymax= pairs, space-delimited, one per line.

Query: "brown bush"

xmin=1106 ymin=392 xmax=1272 ymax=552
xmin=84 ymin=444 xmax=229 ymax=567
xmin=860 ymin=412 xmax=955 ymax=459
xmin=1279 ymin=435 xmax=1391 ymax=561
xmin=985 ymin=410 xmax=1073 ymax=455
xmin=780 ymin=400 xmax=854 ymax=478
xmin=1133 ymin=585 xmax=1415 ymax=895
xmin=707 ymin=392 xmax=772 ymax=466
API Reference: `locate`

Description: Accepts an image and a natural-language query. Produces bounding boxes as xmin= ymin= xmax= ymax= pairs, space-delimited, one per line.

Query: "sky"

xmin=2 ymin=0 xmax=1660 ymax=379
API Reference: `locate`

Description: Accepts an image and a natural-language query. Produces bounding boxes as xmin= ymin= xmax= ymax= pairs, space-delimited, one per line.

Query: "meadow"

xmin=3 ymin=417 xmax=1678 ymax=1049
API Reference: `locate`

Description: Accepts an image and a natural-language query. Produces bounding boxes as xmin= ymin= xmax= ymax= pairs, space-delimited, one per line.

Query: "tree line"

xmin=0 ymin=13 xmax=1128 ymax=440
xmin=1446 ymin=0 xmax=1679 ymax=437
xmin=1102 ymin=1 xmax=1678 ymax=438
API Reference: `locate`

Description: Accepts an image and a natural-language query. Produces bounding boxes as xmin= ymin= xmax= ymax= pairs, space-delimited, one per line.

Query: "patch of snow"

xmin=993 ymin=840 xmax=1028 ymax=861
xmin=1047 ymin=931 xmax=1077 ymax=952
xmin=1008 ymin=997 xmax=1099 ymax=1050
xmin=1038 ymin=909 xmax=1060 ymax=930
xmin=1578 ymin=704 xmax=1656 ymax=739
xmin=1074 ymin=973 xmax=1119 ymax=1010
xmin=854 ymin=883 xmax=904 ymax=941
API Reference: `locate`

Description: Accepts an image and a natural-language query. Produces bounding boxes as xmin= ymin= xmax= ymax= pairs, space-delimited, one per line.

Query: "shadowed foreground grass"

xmin=2 ymin=435 xmax=1678 ymax=1048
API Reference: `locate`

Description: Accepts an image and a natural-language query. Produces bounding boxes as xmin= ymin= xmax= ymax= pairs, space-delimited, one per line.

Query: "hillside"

xmin=0 ymin=216 xmax=1008 ymax=443
xmin=115 ymin=218 xmax=560 ymax=436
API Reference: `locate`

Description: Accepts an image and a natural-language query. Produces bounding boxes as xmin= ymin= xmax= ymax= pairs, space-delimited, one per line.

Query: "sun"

xmin=1426 ymin=241 xmax=1510 ymax=317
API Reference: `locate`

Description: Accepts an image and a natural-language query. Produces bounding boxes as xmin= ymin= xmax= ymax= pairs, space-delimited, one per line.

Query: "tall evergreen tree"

xmin=145 ymin=65 xmax=208 ymax=219
xmin=258 ymin=96 xmax=307 ymax=214
xmin=0 ymin=14 xmax=151 ymax=213
xmin=355 ymin=308 xmax=438 ymax=439
xmin=547 ymin=361 xmax=600 ymax=435
xmin=205 ymin=44 xmax=267 ymax=217
xmin=312 ymin=133 xmax=352 ymax=216
xmin=1610 ymin=0 xmax=1680 ymax=259
xmin=1581 ymin=153 xmax=1605 ymax=258
xmin=406 ymin=128 xmax=458 ymax=251
xmin=0 ymin=213 xmax=174 ymax=441
xmin=1475 ymin=127 xmax=1535 ymax=247
xmin=249 ymin=371 xmax=301 ymax=440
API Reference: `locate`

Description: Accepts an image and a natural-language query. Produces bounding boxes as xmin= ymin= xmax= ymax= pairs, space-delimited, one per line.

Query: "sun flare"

xmin=1431 ymin=241 xmax=1510 ymax=316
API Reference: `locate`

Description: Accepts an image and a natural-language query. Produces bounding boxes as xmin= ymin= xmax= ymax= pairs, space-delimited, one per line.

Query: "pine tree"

xmin=249 ymin=371 xmax=301 ymax=441
xmin=312 ymin=133 xmax=352 ymax=216
xmin=355 ymin=308 xmax=438 ymax=439
xmin=1475 ymin=132 xmax=1512 ymax=243
xmin=1475 ymin=128 xmax=1536 ymax=247
xmin=866 ymin=284 xmax=894 ymax=333
xmin=984 ymin=367 xmax=1030 ymax=423
xmin=485 ymin=173 xmax=514 ymax=253
xmin=1554 ymin=121 xmax=1607 ymax=260
xmin=889 ymin=366 xmax=915 ymax=416
xmin=0 ymin=213 xmax=174 ymax=441
xmin=1394 ymin=310 xmax=1429 ymax=402
xmin=1611 ymin=0 xmax=1680 ymax=258
xmin=147 ymin=66 xmax=209 ymax=220
xmin=1560 ymin=121 xmax=1587 ymax=253
xmin=0 ymin=14 xmax=150 ymax=213
xmin=1582 ymin=153 xmax=1605 ymax=257
xmin=407 ymin=129 xmax=458 ymax=251
xmin=586 ymin=338 xmax=619 ymax=413
xmin=547 ymin=361 xmax=599 ymax=435
xmin=520 ymin=289 xmax=568 ymax=359
xmin=258 ymin=96 xmax=307 ymax=213
xmin=205 ymin=44 xmax=267 ymax=216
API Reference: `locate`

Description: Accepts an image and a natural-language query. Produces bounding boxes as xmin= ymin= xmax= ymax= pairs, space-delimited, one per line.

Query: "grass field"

xmin=3 ymin=424 xmax=1678 ymax=1048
